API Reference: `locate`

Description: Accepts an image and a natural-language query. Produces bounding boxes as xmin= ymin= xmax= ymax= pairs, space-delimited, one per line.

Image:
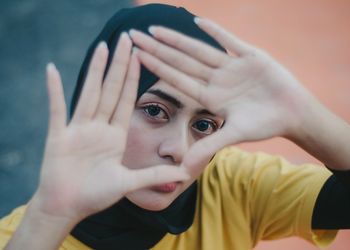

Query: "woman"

xmin=1 ymin=3 xmax=350 ymax=250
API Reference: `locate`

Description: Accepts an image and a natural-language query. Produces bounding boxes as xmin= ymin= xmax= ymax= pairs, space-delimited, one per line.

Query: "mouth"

xmin=151 ymin=182 xmax=178 ymax=193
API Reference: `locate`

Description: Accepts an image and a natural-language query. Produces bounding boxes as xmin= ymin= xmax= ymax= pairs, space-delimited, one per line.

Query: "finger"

xmin=72 ymin=42 xmax=108 ymax=123
xmin=183 ymin=128 xmax=240 ymax=176
xmin=129 ymin=29 xmax=213 ymax=81
xmin=126 ymin=165 xmax=190 ymax=192
xmin=146 ymin=26 xmax=229 ymax=68
xmin=135 ymin=49 xmax=208 ymax=105
xmin=95 ymin=33 xmax=132 ymax=122
xmin=46 ymin=63 xmax=67 ymax=131
xmin=111 ymin=51 xmax=140 ymax=129
xmin=194 ymin=17 xmax=253 ymax=56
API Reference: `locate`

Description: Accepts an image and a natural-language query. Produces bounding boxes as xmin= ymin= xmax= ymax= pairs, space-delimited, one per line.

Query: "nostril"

xmin=162 ymin=155 xmax=176 ymax=164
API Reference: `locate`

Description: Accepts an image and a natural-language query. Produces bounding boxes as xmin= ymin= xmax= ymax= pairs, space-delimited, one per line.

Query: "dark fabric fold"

xmin=71 ymin=183 xmax=197 ymax=250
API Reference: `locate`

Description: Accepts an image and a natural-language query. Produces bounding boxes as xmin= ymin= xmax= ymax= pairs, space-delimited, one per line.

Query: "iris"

xmin=146 ymin=105 xmax=161 ymax=116
xmin=194 ymin=120 xmax=210 ymax=132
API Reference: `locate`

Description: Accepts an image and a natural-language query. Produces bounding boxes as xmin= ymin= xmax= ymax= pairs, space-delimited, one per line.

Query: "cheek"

xmin=122 ymin=113 xmax=159 ymax=169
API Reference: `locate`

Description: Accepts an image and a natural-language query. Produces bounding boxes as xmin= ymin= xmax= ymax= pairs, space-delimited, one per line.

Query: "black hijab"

xmin=70 ymin=4 xmax=225 ymax=250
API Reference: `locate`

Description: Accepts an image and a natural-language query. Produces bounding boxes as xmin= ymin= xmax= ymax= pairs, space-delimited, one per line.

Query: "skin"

xmin=124 ymin=80 xmax=224 ymax=210
xmin=5 ymin=18 xmax=350 ymax=250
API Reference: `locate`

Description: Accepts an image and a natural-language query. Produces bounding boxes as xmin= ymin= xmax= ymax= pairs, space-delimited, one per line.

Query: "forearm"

xmin=5 ymin=196 xmax=77 ymax=250
xmin=288 ymin=91 xmax=350 ymax=170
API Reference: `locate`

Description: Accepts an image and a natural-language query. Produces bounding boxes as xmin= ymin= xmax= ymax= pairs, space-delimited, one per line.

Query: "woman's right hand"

xmin=32 ymin=33 xmax=189 ymax=223
xmin=6 ymin=33 xmax=190 ymax=250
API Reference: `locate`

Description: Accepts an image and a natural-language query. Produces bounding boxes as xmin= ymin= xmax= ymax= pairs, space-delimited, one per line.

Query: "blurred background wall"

xmin=1 ymin=0 xmax=349 ymax=249
xmin=0 ymin=0 xmax=132 ymax=215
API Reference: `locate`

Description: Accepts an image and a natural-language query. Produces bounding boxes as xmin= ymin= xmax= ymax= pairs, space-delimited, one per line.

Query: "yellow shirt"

xmin=0 ymin=147 xmax=337 ymax=249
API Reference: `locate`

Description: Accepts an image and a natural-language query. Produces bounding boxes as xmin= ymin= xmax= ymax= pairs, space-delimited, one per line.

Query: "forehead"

xmin=144 ymin=80 xmax=204 ymax=111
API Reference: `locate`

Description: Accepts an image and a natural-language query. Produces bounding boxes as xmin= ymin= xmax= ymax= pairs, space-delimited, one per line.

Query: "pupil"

xmin=196 ymin=120 xmax=209 ymax=131
xmin=148 ymin=106 xmax=160 ymax=116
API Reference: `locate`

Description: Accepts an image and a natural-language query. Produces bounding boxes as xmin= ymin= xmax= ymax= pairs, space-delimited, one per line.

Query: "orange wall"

xmin=136 ymin=0 xmax=350 ymax=249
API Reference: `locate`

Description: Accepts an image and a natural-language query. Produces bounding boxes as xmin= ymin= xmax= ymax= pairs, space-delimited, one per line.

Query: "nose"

xmin=158 ymin=126 xmax=190 ymax=165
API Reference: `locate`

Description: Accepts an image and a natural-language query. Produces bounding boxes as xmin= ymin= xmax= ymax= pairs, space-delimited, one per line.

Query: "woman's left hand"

xmin=129 ymin=18 xmax=315 ymax=173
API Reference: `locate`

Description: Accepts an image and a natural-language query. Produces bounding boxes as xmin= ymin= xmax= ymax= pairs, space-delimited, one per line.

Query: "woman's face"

xmin=122 ymin=80 xmax=224 ymax=211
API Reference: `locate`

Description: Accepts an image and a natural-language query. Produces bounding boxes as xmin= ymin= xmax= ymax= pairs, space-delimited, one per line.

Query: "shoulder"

xmin=203 ymin=146 xmax=331 ymax=182
xmin=0 ymin=206 xmax=91 ymax=250
xmin=199 ymin=146 xmax=332 ymax=200
xmin=198 ymin=147 xmax=334 ymax=246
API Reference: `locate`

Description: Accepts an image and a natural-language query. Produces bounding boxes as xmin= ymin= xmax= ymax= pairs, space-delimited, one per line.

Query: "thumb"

xmin=125 ymin=165 xmax=190 ymax=192
xmin=183 ymin=128 xmax=240 ymax=176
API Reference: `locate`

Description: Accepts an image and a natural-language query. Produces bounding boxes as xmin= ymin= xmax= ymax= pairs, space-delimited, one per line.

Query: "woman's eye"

xmin=192 ymin=119 xmax=218 ymax=135
xmin=143 ymin=104 xmax=168 ymax=120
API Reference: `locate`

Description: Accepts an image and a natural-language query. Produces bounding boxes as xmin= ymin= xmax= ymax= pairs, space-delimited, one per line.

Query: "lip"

xmin=151 ymin=182 xmax=178 ymax=193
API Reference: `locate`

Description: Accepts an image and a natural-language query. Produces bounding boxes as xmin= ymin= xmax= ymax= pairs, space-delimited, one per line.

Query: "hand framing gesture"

xmin=129 ymin=19 xmax=314 ymax=174
xmin=34 ymin=33 xmax=189 ymax=222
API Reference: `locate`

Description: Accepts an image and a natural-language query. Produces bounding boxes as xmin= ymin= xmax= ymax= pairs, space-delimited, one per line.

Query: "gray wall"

xmin=0 ymin=0 xmax=133 ymax=217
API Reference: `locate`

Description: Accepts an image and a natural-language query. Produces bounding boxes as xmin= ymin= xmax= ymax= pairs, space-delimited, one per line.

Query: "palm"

xmin=48 ymin=122 xmax=127 ymax=160
xmin=202 ymin=53 xmax=300 ymax=142
xmin=43 ymin=126 xmax=128 ymax=215
xmin=180 ymin=57 xmax=300 ymax=172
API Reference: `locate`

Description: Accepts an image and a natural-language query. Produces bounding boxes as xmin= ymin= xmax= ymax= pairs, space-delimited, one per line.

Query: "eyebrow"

xmin=147 ymin=89 xmax=184 ymax=109
xmin=195 ymin=109 xmax=216 ymax=116
xmin=146 ymin=89 xmax=216 ymax=116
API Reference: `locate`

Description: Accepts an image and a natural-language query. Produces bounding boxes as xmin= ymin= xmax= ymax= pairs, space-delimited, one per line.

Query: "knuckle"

xmin=198 ymin=65 xmax=210 ymax=79
xmin=112 ymin=56 xmax=129 ymax=67
xmin=152 ymin=43 xmax=162 ymax=57
xmin=170 ymin=52 xmax=183 ymax=67
xmin=172 ymin=36 xmax=182 ymax=49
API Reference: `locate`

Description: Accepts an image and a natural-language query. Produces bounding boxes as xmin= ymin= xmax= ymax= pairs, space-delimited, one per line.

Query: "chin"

xmin=126 ymin=189 xmax=178 ymax=211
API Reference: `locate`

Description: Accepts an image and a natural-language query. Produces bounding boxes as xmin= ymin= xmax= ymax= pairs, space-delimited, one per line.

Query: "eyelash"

xmin=141 ymin=104 xmax=219 ymax=136
xmin=192 ymin=119 xmax=219 ymax=136
xmin=142 ymin=103 xmax=169 ymax=120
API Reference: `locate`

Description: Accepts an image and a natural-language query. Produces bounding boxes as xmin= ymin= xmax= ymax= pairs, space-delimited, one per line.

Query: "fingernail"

xmin=129 ymin=29 xmax=137 ymax=37
xmin=97 ymin=41 xmax=107 ymax=50
xmin=148 ymin=26 xmax=157 ymax=35
xmin=120 ymin=32 xmax=128 ymax=40
xmin=46 ymin=62 xmax=56 ymax=72
xmin=132 ymin=46 xmax=139 ymax=54
xmin=194 ymin=17 xmax=201 ymax=25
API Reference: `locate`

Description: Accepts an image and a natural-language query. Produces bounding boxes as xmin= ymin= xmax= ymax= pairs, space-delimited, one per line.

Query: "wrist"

xmin=27 ymin=190 xmax=83 ymax=227
xmin=4 ymin=195 xmax=78 ymax=250
xmin=284 ymin=90 xmax=322 ymax=142
xmin=284 ymin=91 xmax=350 ymax=170
xmin=28 ymin=193 xmax=80 ymax=228
xmin=277 ymin=83 xmax=316 ymax=140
